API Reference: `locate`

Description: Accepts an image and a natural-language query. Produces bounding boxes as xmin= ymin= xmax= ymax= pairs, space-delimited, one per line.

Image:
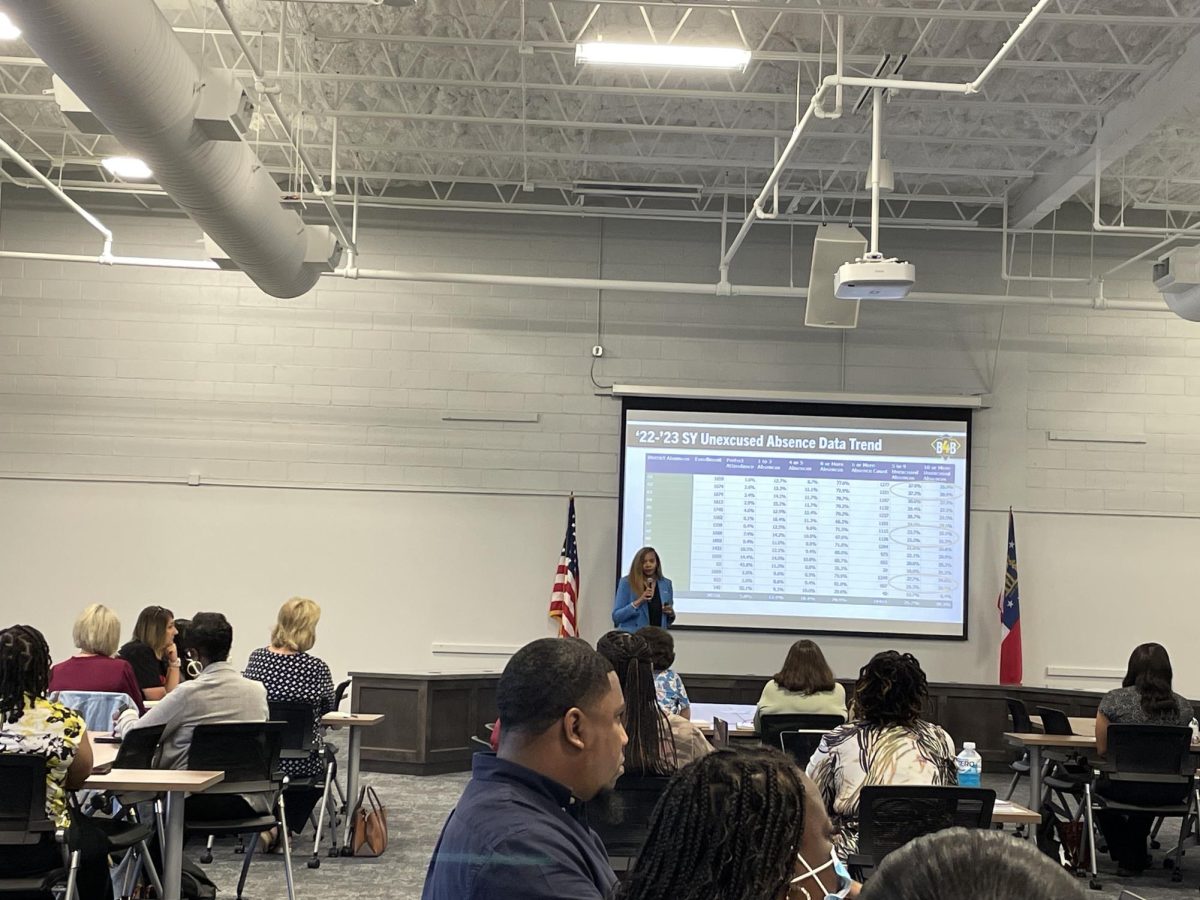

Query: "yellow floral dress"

xmin=0 ymin=695 xmax=86 ymax=827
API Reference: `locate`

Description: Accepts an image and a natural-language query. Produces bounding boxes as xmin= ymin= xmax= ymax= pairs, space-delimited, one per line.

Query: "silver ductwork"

xmin=8 ymin=0 xmax=337 ymax=299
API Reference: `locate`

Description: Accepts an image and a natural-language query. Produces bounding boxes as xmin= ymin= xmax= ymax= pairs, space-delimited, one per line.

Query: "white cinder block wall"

xmin=1 ymin=204 xmax=1197 ymax=695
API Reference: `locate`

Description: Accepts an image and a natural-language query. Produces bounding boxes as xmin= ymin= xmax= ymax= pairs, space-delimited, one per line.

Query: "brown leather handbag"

xmin=350 ymin=786 xmax=389 ymax=857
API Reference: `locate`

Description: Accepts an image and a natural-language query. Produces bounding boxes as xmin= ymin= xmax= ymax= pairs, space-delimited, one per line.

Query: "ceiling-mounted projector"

xmin=834 ymin=254 xmax=916 ymax=300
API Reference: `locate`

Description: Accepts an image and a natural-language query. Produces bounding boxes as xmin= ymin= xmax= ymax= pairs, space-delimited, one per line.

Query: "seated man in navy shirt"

xmin=422 ymin=637 xmax=627 ymax=900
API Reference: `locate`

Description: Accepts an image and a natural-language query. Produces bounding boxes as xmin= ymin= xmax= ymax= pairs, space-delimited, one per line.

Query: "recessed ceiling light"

xmin=0 ymin=13 xmax=21 ymax=41
xmin=576 ymin=42 xmax=751 ymax=71
xmin=102 ymin=156 xmax=153 ymax=180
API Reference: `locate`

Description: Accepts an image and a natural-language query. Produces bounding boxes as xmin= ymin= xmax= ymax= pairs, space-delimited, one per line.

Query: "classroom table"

xmin=83 ymin=767 xmax=224 ymax=900
xmin=321 ymin=712 xmax=384 ymax=849
xmin=88 ymin=731 xmax=120 ymax=771
xmin=689 ymin=702 xmax=759 ymax=737
xmin=992 ymin=799 xmax=1041 ymax=840
xmin=1027 ymin=715 xmax=1096 ymax=736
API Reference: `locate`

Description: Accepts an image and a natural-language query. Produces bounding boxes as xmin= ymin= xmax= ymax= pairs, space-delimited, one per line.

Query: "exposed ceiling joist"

xmin=1008 ymin=34 xmax=1200 ymax=229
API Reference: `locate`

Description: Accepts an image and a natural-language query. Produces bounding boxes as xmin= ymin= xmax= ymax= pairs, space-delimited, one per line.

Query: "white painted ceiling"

xmin=2 ymin=0 xmax=1200 ymax=230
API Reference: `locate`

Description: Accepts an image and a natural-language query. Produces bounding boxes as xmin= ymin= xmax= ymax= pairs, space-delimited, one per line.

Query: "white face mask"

xmin=790 ymin=848 xmax=853 ymax=900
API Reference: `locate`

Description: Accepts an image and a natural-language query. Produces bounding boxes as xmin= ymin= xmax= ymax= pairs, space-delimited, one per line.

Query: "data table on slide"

xmin=644 ymin=454 xmax=962 ymax=610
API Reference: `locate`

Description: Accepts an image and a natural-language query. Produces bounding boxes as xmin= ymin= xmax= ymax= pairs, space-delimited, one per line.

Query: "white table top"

xmin=321 ymin=712 xmax=384 ymax=727
xmin=689 ymin=703 xmax=757 ymax=730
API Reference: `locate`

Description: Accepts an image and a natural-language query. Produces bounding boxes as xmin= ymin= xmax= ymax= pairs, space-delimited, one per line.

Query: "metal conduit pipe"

xmin=719 ymin=0 xmax=1052 ymax=282
xmin=7 ymin=0 xmax=327 ymax=298
xmin=0 ymin=247 xmax=1166 ymax=311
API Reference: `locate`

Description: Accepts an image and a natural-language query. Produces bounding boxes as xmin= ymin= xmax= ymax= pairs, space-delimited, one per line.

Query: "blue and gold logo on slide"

xmin=932 ymin=436 xmax=962 ymax=457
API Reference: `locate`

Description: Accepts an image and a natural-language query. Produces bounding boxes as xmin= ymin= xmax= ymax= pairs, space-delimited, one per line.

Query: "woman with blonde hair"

xmin=118 ymin=605 xmax=179 ymax=700
xmin=49 ymin=604 xmax=144 ymax=712
xmin=613 ymin=546 xmax=675 ymax=633
xmin=244 ymin=597 xmax=336 ymax=843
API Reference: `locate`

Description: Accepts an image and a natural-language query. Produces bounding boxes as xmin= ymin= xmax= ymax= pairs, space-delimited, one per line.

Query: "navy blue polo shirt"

xmin=421 ymin=753 xmax=617 ymax=900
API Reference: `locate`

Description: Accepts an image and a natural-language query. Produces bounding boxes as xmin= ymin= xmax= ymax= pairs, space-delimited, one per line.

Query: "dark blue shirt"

xmin=421 ymin=753 xmax=617 ymax=900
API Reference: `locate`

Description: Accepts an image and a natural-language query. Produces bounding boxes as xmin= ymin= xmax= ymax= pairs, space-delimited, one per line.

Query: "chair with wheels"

xmin=0 ymin=755 xmax=80 ymax=900
xmin=1081 ymin=724 xmax=1196 ymax=892
xmin=848 ymin=785 xmax=995 ymax=882
xmin=1003 ymin=697 xmax=1035 ymax=802
xmin=184 ymin=722 xmax=296 ymax=900
xmin=270 ymin=699 xmax=341 ymax=868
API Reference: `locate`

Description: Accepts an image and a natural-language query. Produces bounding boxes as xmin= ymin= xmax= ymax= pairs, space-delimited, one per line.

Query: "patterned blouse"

xmin=243 ymin=648 xmax=335 ymax=778
xmin=654 ymin=669 xmax=690 ymax=717
xmin=0 ymin=695 xmax=86 ymax=827
xmin=806 ymin=718 xmax=957 ymax=856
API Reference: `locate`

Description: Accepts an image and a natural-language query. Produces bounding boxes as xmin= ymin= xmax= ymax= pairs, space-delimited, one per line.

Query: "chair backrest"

xmin=268 ymin=701 xmax=320 ymax=760
xmin=779 ymin=730 xmax=826 ymax=769
xmin=333 ymin=679 xmax=351 ymax=710
xmin=592 ymin=774 xmax=672 ymax=858
xmin=0 ymin=755 xmax=54 ymax=845
xmin=712 ymin=717 xmax=729 ymax=749
xmin=857 ymin=786 xmax=995 ymax=864
xmin=1036 ymin=706 xmax=1073 ymax=735
xmin=1107 ymin=724 xmax=1193 ymax=776
xmin=188 ymin=722 xmax=283 ymax=793
xmin=113 ymin=723 xmax=167 ymax=770
xmin=1005 ymin=697 xmax=1033 ymax=732
xmin=48 ymin=690 xmax=138 ymax=732
xmin=759 ymin=713 xmax=844 ymax=748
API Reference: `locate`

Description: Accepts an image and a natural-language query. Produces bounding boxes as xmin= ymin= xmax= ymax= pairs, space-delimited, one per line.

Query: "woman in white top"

xmin=755 ymin=639 xmax=847 ymax=731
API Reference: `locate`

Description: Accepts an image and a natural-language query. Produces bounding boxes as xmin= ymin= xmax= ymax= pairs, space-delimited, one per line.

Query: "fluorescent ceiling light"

xmin=0 ymin=13 xmax=20 ymax=40
xmin=102 ymin=156 xmax=153 ymax=179
xmin=576 ymin=42 xmax=751 ymax=71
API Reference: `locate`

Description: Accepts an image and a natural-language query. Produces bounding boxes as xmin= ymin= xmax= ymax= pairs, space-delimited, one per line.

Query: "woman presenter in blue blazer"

xmin=613 ymin=546 xmax=675 ymax=632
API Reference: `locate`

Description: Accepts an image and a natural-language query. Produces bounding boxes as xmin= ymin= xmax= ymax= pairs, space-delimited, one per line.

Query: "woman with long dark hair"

xmin=595 ymin=630 xmax=710 ymax=773
xmin=118 ymin=605 xmax=180 ymax=700
xmin=1094 ymin=642 xmax=1195 ymax=873
xmin=806 ymin=651 xmax=956 ymax=859
xmin=613 ymin=547 xmax=675 ymax=633
xmin=617 ymin=748 xmax=857 ymax=900
xmin=755 ymin=639 xmax=847 ymax=730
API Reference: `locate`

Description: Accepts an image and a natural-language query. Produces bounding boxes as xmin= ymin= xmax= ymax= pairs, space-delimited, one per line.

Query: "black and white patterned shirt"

xmin=1098 ymin=686 xmax=1194 ymax=727
xmin=244 ymin=648 xmax=335 ymax=778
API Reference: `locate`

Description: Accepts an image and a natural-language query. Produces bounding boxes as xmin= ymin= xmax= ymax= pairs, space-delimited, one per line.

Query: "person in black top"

xmin=422 ymin=638 xmax=627 ymax=900
xmin=117 ymin=605 xmax=179 ymax=700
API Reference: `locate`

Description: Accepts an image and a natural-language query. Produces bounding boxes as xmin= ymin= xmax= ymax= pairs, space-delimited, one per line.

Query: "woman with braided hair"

xmin=806 ymin=650 xmax=956 ymax=859
xmin=618 ymin=748 xmax=857 ymax=900
xmin=595 ymin=630 xmax=710 ymax=773
xmin=0 ymin=623 xmax=112 ymax=898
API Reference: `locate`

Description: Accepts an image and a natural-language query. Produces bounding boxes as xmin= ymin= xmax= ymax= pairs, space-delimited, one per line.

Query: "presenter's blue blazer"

xmin=612 ymin=575 xmax=674 ymax=632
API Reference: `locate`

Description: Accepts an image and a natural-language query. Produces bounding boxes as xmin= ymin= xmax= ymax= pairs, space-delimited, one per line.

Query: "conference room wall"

xmin=0 ymin=204 xmax=1195 ymax=692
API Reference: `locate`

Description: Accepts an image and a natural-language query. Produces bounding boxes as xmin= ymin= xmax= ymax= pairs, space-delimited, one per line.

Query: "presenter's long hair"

xmin=617 ymin=748 xmax=807 ymax=900
xmin=596 ymin=630 xmax=676 ymax=776
xmin=1122 ymin=642 xmax=1179 ymax=719
xmin=628 ymin=547 xmax=663 ymax=598
xmin=774 ymin=639 xmax=836 ymax=694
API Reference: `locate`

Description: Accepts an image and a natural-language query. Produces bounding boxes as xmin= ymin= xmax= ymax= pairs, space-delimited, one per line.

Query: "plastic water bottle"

xmin=956 ymin=741 xmax=982 ymax=788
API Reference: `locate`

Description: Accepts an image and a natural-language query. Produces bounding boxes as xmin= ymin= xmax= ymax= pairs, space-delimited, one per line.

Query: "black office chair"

xmin=185 ymin=722 xmax=295 ymax=900
xmin=81 ymin=724 xmax=166 ymax=899
xmin=0 ymin=755 xmax=80 ymax=899
xmin=1003 ymin=698 xmax=1035 ymax=802
xmin=758 ymin=714 xmax=844 ymax=749
xmin=333 ymin=679 xmax=351 ymax=710
xmin=269 ymin=700 xmax=341 ymax=868
xmin=592 ymin=774 xmax=671 ymax=870
xmin=849 ymin=785 xmax=995 ymax=881
xmin=1082 ymin=724 xmax=1197 ymax=891
xmin=1035 ymin=705 xmax=1091 ymax=818
xmin=778 ymin=730 xmax=826 ymax=770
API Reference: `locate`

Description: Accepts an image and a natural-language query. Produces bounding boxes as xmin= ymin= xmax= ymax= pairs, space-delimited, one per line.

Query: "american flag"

xmin=998 ymin=509 xmax=1022 ymax=685
xmin=549 ymin=496 xmax=579 ymax=637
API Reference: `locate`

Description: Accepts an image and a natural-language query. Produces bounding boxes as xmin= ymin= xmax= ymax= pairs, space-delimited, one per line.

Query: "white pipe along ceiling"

xmin=5 ymin=0 xmax=336 ymax=299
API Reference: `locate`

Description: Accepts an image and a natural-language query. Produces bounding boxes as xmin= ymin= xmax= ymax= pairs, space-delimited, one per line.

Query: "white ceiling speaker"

xmin=805 ymin=224 xmax=868 ymax=328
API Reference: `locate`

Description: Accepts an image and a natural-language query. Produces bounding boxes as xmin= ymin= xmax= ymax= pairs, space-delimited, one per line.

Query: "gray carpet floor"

xmin=196 ymin=767 xmax=1199 ymax=899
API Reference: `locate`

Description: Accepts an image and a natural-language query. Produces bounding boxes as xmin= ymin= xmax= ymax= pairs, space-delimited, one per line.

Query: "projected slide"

xmin=619 ymin=403 xmax=970 ymax=639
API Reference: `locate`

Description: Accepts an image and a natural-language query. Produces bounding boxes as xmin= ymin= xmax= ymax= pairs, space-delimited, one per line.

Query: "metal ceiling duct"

xmin=7 ymin=0 xmax=335 ymax=299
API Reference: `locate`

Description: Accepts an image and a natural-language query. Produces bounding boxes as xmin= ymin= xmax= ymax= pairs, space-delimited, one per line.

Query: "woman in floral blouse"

xmin=807 ymin=650 xmax=957 ymax=858
xmin=0 ymin=624 xmax=110 ymax=898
